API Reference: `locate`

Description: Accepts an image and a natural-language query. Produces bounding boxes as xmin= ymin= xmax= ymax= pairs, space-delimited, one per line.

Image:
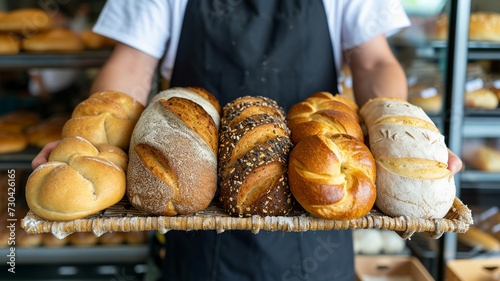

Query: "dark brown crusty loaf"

xmin=219 ymin=96 xmax=293 ymax=217
xmin=287 ymin=92 xmax=376 ymax=220
xmin=127 ymin=87 xmax=220 ymax=216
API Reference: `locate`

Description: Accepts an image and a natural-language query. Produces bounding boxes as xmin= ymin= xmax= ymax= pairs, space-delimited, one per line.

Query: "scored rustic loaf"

xmin=287 ymin=92 xmax=376 ymax=220
xmin=127 ymin=87 xmax=220 ymax=216
xmin=360 ymin=97 xmax=456 ymax=219
xmin=219 ymin=96 xmax=293 ymax=217
xmin=62 ymin=91 xmax=145 ymax=150
xmin=25 ymin=136 xmax=128 ymax=221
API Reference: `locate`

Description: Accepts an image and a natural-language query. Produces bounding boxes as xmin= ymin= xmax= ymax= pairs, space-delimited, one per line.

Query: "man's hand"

xmin=31 ymin=140 xmax=60 ymax=169
xmin=448 ymin=149 xmax=463 ymax=176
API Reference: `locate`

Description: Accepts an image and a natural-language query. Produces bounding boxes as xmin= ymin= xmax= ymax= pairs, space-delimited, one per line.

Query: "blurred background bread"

xmin=22 ymin=28 xmax=85 ymax=53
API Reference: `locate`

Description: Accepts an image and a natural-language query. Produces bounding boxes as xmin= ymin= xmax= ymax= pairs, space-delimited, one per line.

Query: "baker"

xmin=33 ymin=1 xmax=462 ymax=280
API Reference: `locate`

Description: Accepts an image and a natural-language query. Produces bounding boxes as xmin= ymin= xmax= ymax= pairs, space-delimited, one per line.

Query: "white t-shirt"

xmin=94 ymin=0 xmax=410 ymax=80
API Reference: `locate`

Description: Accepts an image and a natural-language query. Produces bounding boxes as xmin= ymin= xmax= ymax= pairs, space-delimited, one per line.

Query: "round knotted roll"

xmin=287 ymin=92 xmax=363 ymax=144
xmin=62 ymin=91 xmax=145 ymax=150
xmin=25 ymin=136 xmax=127 ymax=221
xmin=288 ymin=134 xmax=376 ymax=220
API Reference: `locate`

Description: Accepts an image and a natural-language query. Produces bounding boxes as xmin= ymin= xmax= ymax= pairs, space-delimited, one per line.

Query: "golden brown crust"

xmin=288 ymin=134 xmax=376 ymax=220
xmin=22 ymin=28 xmax=85 ymax=53
xmin=0 ymin=33 xmax=20 ymax=54
xmin=287 ymin=92 xmax=363 ymax=144
xmin=62 ymin=91 xmax=145 ymax=150
xmin=186 ymin=86 xmax=222 ymax=116
xmin=160 ymin=97 xmax=218 ymax=156
xmin=0 ymin=131 xmax=27 ymax=154
xmin=80 ymin=30 xmax=116 ymax=49
xmin=465 ymin=88 xmax=499 ymax=110
xmin=25 ymin=136 xmax=127 ymax=221
xmin=68 ymin=232 xmax=98 ymax=247
xmin=0 ymin=111 xmax=40 ymax=133
xmin=469 ymin=12 xmax=500 ymax=42
xmin=0 ymin=9 xmax=54 ymax=34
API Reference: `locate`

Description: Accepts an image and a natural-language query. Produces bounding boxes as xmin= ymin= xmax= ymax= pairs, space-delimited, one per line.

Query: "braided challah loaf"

xmin=127 ymin=87 xmax=220 ymax=215
xmin=62 ymin=91 xmax=145 ymax=150
xmin=359 ymin=97 xmax=455 ymax=219
xmin=25 ymin=136 xmax=127 ymax=221
xmin=287 ymin=92 xmax=376 ymax=220
xmin=219 ymin=96 xmax=293 ymax=217
xmin=287 ymin=92 xmax=364 ymax=144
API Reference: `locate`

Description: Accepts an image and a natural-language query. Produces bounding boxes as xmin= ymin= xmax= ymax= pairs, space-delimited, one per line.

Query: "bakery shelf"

xmin=0 ymin=147 xmax=39 ymax=170
xmin=463 ymin=117 xmax=500 ymax=138
xmin=461 ymin=170 xmax=500 ymax=184
xmin=0 ymin=50 xmax=112 ymax=69
xmin=0 ymin=244 xmax=149 ymax=264
xmin=390 ymin=38 xmax=500 ymax=60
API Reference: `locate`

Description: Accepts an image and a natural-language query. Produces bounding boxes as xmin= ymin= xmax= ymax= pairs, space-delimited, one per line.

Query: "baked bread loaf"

xmin=457 ymin=226 xmax=500 ymax=252
xmin=0 ymin=8 xmax=54 ymax=34
xmin=288 ymin=134 xmax=376 ymax=220
xmin=62 ymin=91 xmax=145 ymax=150
xmin=219 ymin=96 xmax=293 ymax=217
xmin=25 ymin=136 xmax=127 ymax=221
xmin=0 ymin=131 xmax=27 ymax=154
xmin=127 ymin=87 xmax=220 ymax=215
xmin=430 ymin=12 xmax=500 ymax=42
xmin=360 ymin=97 xmax=456 ymax=219
xmin=22 ymin=28 xmax=85 ymax=53
xmin=287 ymin=92 xmax=363 ymax=144
xmin=25 ymin=115 xmax=69 ymax=148
xmin=80 ymin=30 xmax=116 ymax=49
xmin=0 ymin=111 xmax=40 ymax=133
xmin=42 ymin=233 xmax=68 ymax=247
xmin=0 ymin=34 xmax=20 ymax=54
xmin=287 ymin=92 xmax=376 ymax=220
xmin=469 ymin=12 xmax=500 ymax=42
xmin=69 ymin=232 xmax=99 ymax=247
xmin=408 ymin=85 xmax=443 ymax=114
xmin=465 ymin=88 xmax=498 ymax=110
xmin=464 ymin=145 xmax=500 ymax=172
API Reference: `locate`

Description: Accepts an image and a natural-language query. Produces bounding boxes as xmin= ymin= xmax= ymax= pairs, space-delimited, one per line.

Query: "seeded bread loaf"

xmin=127 ymin=87 xmax=220 ymax=215
xmin=360 ymin=97 xmax=456 ymax=219
xmin=218 ymin=96 xmax=293 ymax=217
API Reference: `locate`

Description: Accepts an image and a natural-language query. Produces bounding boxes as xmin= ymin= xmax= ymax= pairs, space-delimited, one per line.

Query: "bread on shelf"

xmin=0 ymin=34 xmax=20 ymax=54
xmin=22 ymin=28 xmax=85 ymax=53
xmin=0 ymin=8 xmax=54 ymax=34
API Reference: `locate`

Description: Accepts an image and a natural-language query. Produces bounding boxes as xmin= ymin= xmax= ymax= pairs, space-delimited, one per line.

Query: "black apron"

xmin=164 ymin=1 xmax=353 ymax=280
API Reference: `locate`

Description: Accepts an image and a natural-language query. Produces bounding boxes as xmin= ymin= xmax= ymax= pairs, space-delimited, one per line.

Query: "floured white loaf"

xmin=360 ymin=97 xmax=455 ymax=219
xmin=127 ymin=87 xmax=220 ymax=215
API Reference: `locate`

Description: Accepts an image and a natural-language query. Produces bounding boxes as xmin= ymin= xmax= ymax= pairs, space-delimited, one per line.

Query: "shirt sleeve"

xmin=93 ymin=0 xmax=171 ymax=59
xmin=341 ymin=0 xmax=411 ymax=50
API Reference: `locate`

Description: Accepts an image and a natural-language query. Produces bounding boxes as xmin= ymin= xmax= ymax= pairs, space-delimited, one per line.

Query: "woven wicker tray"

xmin=22 ymin=197 xmax=473 ymax=240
